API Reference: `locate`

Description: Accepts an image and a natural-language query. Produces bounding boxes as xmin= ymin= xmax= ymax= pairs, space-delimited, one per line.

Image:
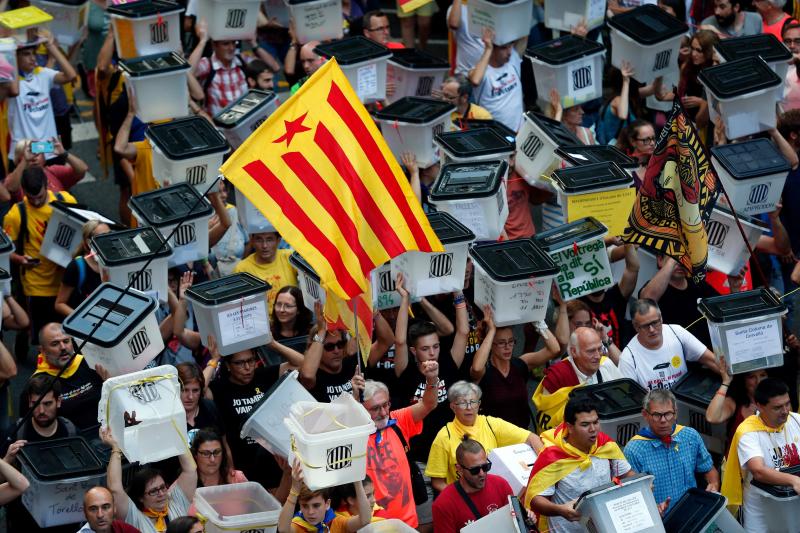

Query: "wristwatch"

xmin=312 ymin=332 xmax=325 ymax=344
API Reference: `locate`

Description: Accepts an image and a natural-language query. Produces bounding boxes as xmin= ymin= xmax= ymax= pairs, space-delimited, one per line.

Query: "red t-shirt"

xmin=432 ymin=474 xmax=514 ymax=533
xmin=504 ymin=172 xmax=535 ymax=240
xmin=366 ymin=406 xmax=423 ymax=527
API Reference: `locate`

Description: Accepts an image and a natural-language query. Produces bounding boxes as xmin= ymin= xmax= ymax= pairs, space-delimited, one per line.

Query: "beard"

xmin=715 ymin=12 xmax=736 ymax=27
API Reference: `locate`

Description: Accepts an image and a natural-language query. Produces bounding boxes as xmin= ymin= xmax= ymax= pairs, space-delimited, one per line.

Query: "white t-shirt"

xmin=619 ymin=325 xmax=706 ymax=390
xmin=473 ymin=48 xmax=523 ymax=132
xmin=8 ymin=67 xmax=58 ymax=156
xmin=738 ymin=413 xmax=800 ymax=531
xmin=539 ymin=456 xmax=632 ymax=533
xmin=447 ymin=4 xmax=485 ymax=75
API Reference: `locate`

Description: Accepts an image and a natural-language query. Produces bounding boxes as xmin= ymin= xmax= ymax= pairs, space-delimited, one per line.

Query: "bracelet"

xmin=111 ymin=449 xmax=123 ymax=456
xmin=289 ymin=489 xmax=300 ymax=498
xmin=454 ymin=303 xmax=466 ymax=310
xmin=453 ymin=295 xmax=465 ymax=305
xmin=207 ymin=360 xmax=219 ymax=369
xmin=720 ymin=383 xmax=730 ymax=389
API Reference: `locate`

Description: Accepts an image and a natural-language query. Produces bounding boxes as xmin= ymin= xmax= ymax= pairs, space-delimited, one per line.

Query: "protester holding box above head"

xmin=624 ymin=389 xmax=719 ymax=511
xmin=468 ymin=28 xmax=524 ymax=133
xmin=533 ymin=327 xmax=624 ymax=432
xmin=620 ymin=299 xmax=720 ymax=390
xmin=101 ymin=426 xmax=197 ymax=533
xmin=425 ymin=381 xmax=543 ymax=493
xmin=446 ymin=0 xmax=485 ymax=75
xmin=548 ymin=89 xmax=595 ymax=145
xmin=526 ymin=397 xmax=636 ymax=533
xmin=721 ymin=378 xmax=800 ymax=530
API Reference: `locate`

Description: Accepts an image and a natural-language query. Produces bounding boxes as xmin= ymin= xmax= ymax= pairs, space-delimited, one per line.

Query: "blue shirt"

xmin=623 ymin=426 xmax=713 ymax=509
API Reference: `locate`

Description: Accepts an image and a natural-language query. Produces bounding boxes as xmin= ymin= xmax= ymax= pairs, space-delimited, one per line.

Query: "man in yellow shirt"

xmin=233 ymin=231 xmax=297 ymax=313
xmin=3 ymin=167 xmax=76 ymax=343
xmin=441 ymin=74 xmax=492 ymax=128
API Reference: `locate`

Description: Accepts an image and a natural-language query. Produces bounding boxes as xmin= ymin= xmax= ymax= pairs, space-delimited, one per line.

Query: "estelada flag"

xmin=622 ymin=98 xmax=719 ymax=283
xmin=220 ymin=58 xmax=443 ymax=303
xmin=398 ymin=0 xmax=434 ymax=14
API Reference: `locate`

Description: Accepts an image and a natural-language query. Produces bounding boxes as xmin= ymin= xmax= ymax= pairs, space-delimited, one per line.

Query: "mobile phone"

xmin=30 ymin=141 xmax=54 ymax=154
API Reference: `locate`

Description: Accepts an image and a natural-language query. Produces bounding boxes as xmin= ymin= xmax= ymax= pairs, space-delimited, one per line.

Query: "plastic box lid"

xmin=63 ymin=283 xmax=158 ymax=347
xmin=426 ymin=211 xmax=476 ymax=245
xmin=129 ymin=183 xmax=213 ymax=227
xmin=710 ymin=138 xmax=790 ymax=180
xmin=18 ymin=437 xmax=104 ymax=481
xmin=107 ymin=0 xmax=183 ymax=18
xmin=373 ymin=96 xmax=454 ymax=124
xmin=119 ymin=52 xmax=189 ymax=78
xmin=146 ymin=116 xmax=229 ymax=161
xmin=552 ymin=162 xmax=633 ymax=194
xmin=453 ymin=118 xmax=517 ymax=146
xmin=78 ymin=425 xmax=131 ymax=466
xmin=556 ymin=144 xmax=638 ymax=170
xmin=534 ymin=217 xmax=608 ymax=252
xmin=289 ymin=252 xmax=319 ymax=282
xmin=429 ymin=160 xmax=508 ymax=201
xmin=699 ymin=287 xmax=786 ymax=323
xmin=715 ymin=33 xmax=792 ymax=64
xmin=186 ymin=272 xmax=270 ymax=306
xmin=91 ymin=227 xmax=172 ymax=266
xmin=662 ymin=488 xmax=726 ymax=533
xmin=389 ymin=48 xmax=449 ymax=69
xmin=313 ymin=36 xmax=390 ymax=65
xmin=671 ymin=367 xmax=722 ymax=408
xmin=214 ymin=90 xmax=276 ymax=129
xmin=752 ymin=465 xmax=800 ymax=497
xmin=0 ymin=230 xmax=14 ymax=254
xmin=699 ymin=56 xmax=781 ymax=99
xmin=469 ymin=238 xmax=559 ymax=282
xmin=526 ymin=35 xmax=605 ymax=65
xmin=607 ymin=4 xmax=688 ymax=45
xmin=0 ymin=268 xmax=9 ymax=281
xmin=567 ymin=378 xmax=647 ymax=418
xmin=0 ymin=6 xmax=53 ymax=29
xmin=436 ymin=128 xmax=515 ymax=158
xmin=523 ymin=111 xmax=581 ymax=146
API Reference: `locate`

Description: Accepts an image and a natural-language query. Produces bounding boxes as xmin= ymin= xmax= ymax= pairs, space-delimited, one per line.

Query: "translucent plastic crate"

xmin=515 ymin=111 xmax=580 ymax=187
xmin=287 ymin=0 xmax=342 ymax=44
xmin=234 ymin=186 xmax=277 ymax=235
xmin=194 ymin=482 xmax=281 ymax=533
xmin=120 ymin=52 xmax=190 ymax=123
xmin=0 ymin=6 xmax=52 ymax=47
xmin=314 ymin=37 xmax=390 ymax=103
xmin=108 ymin=0 xmax=183 ymax=59
xmin=544 ymin=0 xmax=606 ymax=32
xmin=30 ymin=0 xmax=88 ymax=46
xmin=527 ymin=35 xmax=605 ymax=108
xmin=41 ymin=202 xmax=114 ymax=268
xmin=706 ymin=206 xmax=765 ymax=276
xmin=214 ymin=89 xmax=277 ymax=149
xmin=386 ymin=48 xmax=450 ymax=104
xmin=574 ymin=474 xmax=664 ymax=533
xmin=192 ymin=0 xmax=262 ymax=41
xmin=467 ymin=0 xmax=531 ymax=45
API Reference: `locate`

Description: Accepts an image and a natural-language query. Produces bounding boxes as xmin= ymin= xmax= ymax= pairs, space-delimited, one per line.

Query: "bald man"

xmin=79 ymin=486 xmax=140 ymax=533
xmin=290 ymin=41 xmax=326 ymax=94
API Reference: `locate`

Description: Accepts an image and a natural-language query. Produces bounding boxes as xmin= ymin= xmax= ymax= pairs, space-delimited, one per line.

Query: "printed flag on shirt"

xmin=622 ymin=98 xmax=720 ymax=283
xmin=324 ymin=288 xmax=374 ymax=365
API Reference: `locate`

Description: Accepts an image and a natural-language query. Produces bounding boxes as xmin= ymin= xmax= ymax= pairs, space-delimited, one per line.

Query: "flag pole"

xmin=354 ymin=296 xmax=365 ymax=402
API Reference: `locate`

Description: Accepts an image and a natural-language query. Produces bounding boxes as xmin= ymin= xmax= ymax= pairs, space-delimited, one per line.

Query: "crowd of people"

xmin=0 ymin=0 xmax=797 ymax=531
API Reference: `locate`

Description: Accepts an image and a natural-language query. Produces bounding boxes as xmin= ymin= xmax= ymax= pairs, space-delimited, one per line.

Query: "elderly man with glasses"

xmin=432 ymin=439 xmax=515 ymax=533
xmin=623 ymin=389 xmax=719 ymax=512
xmin=425 ymin=381 xmax=543 ymax=494
xmin=620 ymin=299 xmax=720 ymax=390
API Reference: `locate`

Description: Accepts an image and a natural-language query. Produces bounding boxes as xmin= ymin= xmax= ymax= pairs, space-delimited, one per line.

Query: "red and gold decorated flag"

xmin=220 ymin=59 xmax=443 ymax=305
xmin=324 ymin=288 xmax=373 ymax=365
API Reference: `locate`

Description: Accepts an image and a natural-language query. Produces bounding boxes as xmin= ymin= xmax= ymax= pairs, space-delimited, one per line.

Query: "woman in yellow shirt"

xmin=425 ymin=381 xmax=544 ymax=492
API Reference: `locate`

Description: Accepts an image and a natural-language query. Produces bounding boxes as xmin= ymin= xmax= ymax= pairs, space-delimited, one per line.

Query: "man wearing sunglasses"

xmin=431 ymin=438 xmax=514 ymax=533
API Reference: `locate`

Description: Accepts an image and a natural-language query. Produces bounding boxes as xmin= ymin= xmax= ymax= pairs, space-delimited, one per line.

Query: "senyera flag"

xmin=220 ymin=58 xmax=443 ymax=360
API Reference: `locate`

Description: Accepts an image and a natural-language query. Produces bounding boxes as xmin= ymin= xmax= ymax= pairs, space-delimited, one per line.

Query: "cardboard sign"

xmin=566 ymin=187 xmax=636 ymax=237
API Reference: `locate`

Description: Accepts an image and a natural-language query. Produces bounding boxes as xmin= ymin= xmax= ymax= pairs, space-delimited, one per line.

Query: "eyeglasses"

xmin=366 ymin=400 xmax=391 ymax=414
xmin=636 ymin=318 xmax=662 ymax=331
xmin=636 ymin=136 xmax=656 ymax=144
xmin=785 ymin=38 xmax=800 ymax=46
xmin=196 ymin=449 xmax=223 ymax=458
xmin=323 ymin=340 xmax=348 ymax=351
xmin=647 ymin=410 xmax=676 ymax=421
xmin=274 ymin=303 xmax=297 ymax=311
xmin=367 ymin=25 xmax=390 ymax=32
xmin=493 ymin=339 xmax=516 ymax=348
xmin=229 ymin=357 xmax=256 ymax=368
xmin=454 ymin=399 xmax=481 ymax=409
xmin=459 ymin=461 xmax=492 ymax=475
xmin=145 ymin=484 xmax=168 ymax=497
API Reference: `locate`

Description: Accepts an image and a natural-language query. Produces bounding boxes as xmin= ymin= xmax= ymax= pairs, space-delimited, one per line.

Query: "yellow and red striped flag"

xmin=324 ymin=288 xmax=374 ymax=365
xmin=220 ymin=58 xmax=443 ymax=359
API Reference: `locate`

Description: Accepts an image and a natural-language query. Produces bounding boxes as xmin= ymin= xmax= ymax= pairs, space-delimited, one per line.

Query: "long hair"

xmin=678 ymin=30 xmax=719 ymax=96
xmin=270 ymin=285 xmax=312 ymax=337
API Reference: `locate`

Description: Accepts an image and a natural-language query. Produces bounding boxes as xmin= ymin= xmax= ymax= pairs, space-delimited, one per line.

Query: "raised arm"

xmin=41 ymin=30 xmax=77 ymax=85
xmin=420 ymin=297 xmax=455 ymax=337
xmin=449 ymin=292 xmax=470 ymax=368
xmin=367 ymin=312 xmax=394 ymax=365
xmin=411 ymin=360 xmax=440 ymax=422
xmin=618 ymin=244 xmax=640 ymax=300
xmin=100 ymin=427 xmax=129 ymax=519
xmin=279 ymin=459 xmax=305 ymax=533
xmin=639 ymin=256 xmax=675 ymax=302
xmin=0 ymin=340 xmax=17 ymax=384
xmin=175 ymin=446 xmax=198 ymax=503
xmin=2 ymin=296 xmax=29 ymax=331
xmin=468 ymin=28 xmax=494 ymax=87
xmin=470 ymin=305 xmax=495 ymax=383
xmin=114 ymin=88 xmax=138 ymax=161
xmin=392 ymin=274 xmax=410 ymax=377
xmin=345 ymin=480 xmax=373 ymax=531
xmin=520 ymin=322 xmax=561 ymax=369
xmin=448 ymin=0 xmax=462 ymax=31
xmin=299 ymin=302 xmax=326 ymax=390
xmin=207 ymin=190 xmax=232 ymax=248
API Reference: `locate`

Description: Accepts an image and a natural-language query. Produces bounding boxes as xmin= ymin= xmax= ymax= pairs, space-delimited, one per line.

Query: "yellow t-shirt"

xmin=233 ymin=249 xmax=298 ymax=313
xmin=4 ymin=190 xmax=77 ymax=296
xmin=133 ymin=140 xmax=159 ymax=197
xmin=425 ymin=415 xmax=531 ymax=484
xmin=450 ymin=103 xmax=493 ymax=127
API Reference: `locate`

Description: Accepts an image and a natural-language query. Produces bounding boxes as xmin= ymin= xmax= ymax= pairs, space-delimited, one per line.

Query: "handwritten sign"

xmin=548 ymin=237 xmax=613 ymax=301
xmin=218 ymin=300 xmax=268 ymax=346
xmin=566 ymin=187 xmax=636 ymax=237
xmin=22 ymin=473 xmax=101 ymax=528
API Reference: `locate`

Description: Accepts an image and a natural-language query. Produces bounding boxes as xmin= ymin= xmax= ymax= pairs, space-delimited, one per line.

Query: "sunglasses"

xmin=324 ymin=340 xmax=348 ymax=351
xmin=459 ymin=461 xmax=492 ymax=476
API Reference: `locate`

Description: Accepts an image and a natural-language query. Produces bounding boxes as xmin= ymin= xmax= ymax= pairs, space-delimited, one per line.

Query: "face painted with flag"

xmin=622 ymin=99 xmax=720 ymax=283
xmin=220 ymin=59 xmax=442 ymax=362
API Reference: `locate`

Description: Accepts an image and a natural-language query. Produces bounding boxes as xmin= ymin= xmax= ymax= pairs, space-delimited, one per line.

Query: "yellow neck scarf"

xmin=35 ymin=353 xmax=84 ymax=379
xmin=143 ymin=506 xmax=168 ymax=532
xmin=721 ymin=414 xmax=786 ymax=509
